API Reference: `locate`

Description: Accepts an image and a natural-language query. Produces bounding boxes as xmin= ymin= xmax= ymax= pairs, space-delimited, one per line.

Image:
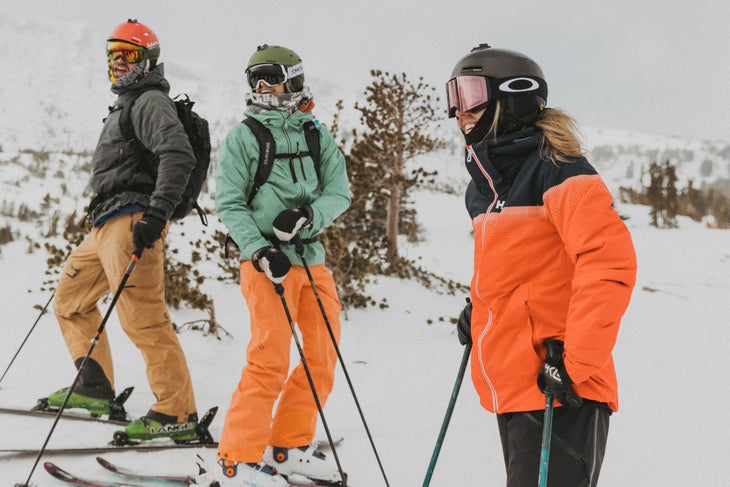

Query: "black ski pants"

xmin=496 ymin=400 xmax=611 ymax=487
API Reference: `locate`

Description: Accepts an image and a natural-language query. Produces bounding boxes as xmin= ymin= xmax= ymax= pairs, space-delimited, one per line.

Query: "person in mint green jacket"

xmin=214 ymin=44 xmax=350 ymax=487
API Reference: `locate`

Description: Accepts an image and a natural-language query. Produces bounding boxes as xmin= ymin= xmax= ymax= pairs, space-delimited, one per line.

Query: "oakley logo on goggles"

xmin=106 ymin=41 xmax=144 ymax=64
xmin=247 ymin=62 xmax=304 ymax=89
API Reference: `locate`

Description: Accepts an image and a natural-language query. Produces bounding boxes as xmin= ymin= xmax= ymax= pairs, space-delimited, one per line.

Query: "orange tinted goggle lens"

xmin=106 ymin=41 xmax=143 ymax=63
xmin=446 ymin=76 xmax=490 ymax=117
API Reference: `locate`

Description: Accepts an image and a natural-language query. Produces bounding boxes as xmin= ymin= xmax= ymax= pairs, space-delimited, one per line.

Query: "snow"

xmin=1 ymin=192 xmax=730 ymax=486
xmin=2 ymin=12 xmax=730 ymax=487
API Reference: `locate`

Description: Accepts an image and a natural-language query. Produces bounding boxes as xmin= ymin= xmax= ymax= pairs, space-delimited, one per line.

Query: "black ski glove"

xmin=252 ymin=247 xmax=291 ymax=284
xmin=538 ymin=339 xmax=583 ymax=408
xmin=132 ymin=208 xmax=167 ymax=257
xmin=272 ymin=206 xmax=312 ymax=242
xmin=457 ymin=299 xmax=472 ymax=345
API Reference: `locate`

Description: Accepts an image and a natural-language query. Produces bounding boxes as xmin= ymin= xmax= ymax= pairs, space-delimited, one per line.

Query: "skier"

xmin=448 ymin=44 xmax=637 ymax=486
xmin=214 ymin=44 xmax=351 ymax=486
xmin=46 ymin=19 xmax=199 ymax=441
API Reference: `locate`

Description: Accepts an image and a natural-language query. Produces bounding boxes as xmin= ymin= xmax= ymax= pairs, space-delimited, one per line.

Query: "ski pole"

xmin=538 ymin=390 xmax=555 ymax=487
xmin=422 ymin=342 xmax=472 ymax=487
xmin=538 ymin=339 xmax=563 ymax=487
xmin=0 ymin=292 xmax=54 ymax=388
xmin=17 ymin=253 xmax=140 ymax=487
xmin=293 ymin=236 xmax=390 ymax=487
xmin=273 ymin=282 xmax=348 ymax=486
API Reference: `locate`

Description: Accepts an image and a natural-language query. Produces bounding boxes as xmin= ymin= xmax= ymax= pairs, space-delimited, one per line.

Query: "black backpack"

xmin=120 ymin=92 xmax=212 ymax=224
xmin=242 ymin=116 xmax=321 ymax=205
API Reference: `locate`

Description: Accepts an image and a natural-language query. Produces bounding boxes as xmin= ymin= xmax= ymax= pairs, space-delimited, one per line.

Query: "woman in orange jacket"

xmin=448 ymin=44 xmax=637 ymax=486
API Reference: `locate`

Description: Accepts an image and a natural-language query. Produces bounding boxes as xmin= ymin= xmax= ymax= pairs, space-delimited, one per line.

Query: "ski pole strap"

xmin=222 ymin=233 xmax=317 ymax=260
xmin=264 ymin=234 xmax=318 ymax=248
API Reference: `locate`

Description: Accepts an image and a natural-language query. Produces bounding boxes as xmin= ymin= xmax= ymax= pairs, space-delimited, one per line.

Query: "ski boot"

xmin=122 ymin=411 xmax=199 ymax=441
xmin=38 ymin=385 xmax=133 ymax=421
xmin=264 ymin=445 xmax=346 ymax=486
xmin=112 ymin=406 xmax=218 ymax=445
xmin=43 ymin=386 xmax=113 ymax=416
xmin=217 ymin=460 xmax=288 ymax=487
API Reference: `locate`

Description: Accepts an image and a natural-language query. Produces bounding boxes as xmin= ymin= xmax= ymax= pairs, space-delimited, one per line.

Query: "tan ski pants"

xmin=53 ymin=212 xmax=196 ymax=421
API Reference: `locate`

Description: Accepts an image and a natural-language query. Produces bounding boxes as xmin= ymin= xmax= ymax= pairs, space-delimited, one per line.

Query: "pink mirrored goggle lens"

xmin=446 ymin=76 xmax=490 ymax=118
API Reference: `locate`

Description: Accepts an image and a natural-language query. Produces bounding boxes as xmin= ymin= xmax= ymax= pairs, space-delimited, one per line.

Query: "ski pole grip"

xmin=293 ymin=234 xmax=305 ymax=255
xmin=544 ymin=339 xmax=564 ymax=360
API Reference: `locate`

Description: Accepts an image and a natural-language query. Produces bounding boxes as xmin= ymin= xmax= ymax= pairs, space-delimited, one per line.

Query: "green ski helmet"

xmin=246 ymin=44 xmax=305 ymax=93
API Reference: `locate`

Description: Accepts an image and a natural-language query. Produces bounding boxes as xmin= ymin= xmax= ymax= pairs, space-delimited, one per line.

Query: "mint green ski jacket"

xmin=215 ymin=108 xmax=351 ymax=266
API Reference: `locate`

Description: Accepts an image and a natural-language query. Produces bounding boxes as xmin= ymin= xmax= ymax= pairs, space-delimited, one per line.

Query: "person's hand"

xmin=457 ymin=299 xmax=472 ymax=345
xmin=538 ymin=339 xmax=583 ymax=408
xmin=273 ymin=207 xmax=312 ymax=242
xmin=252 ymin=247 xmax=291 ymax=284
xmin=132 ymin=208 xmax=167 ymax=256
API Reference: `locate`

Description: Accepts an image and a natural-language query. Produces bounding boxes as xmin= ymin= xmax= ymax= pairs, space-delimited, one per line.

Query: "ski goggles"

xmin=445 ymin=75 xmax=490 ymax=118
xmin=446 ymin=75 xmax=548 ymax=118
xmin=106 ymin=41 xmax=144 ymax=64
xmin=246 ymin=63 xmax=304 ymax=89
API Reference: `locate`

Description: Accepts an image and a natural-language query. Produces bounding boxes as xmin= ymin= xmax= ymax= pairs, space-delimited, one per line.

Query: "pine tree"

xmin=646 ymin=161 xmax=663 ymax=227
xmin=662 ymin=160 xmax=679 ymax=228
xmin=351 ymin=70 xmax=443 ymax=266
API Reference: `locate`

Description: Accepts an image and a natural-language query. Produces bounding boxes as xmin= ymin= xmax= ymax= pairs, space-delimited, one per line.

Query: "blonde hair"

xmin=486 ymin=101 xmax=586 ymax=164
xmin=535 ymin=107 xmax=585 ymax=164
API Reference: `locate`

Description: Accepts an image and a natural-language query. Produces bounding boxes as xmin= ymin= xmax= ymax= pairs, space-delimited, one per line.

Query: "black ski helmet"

xmin=447 ymin=43 xmax=547 ymax=130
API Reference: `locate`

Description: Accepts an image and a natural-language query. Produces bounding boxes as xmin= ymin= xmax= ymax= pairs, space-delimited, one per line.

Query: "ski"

xmin=44 ymin=461 xmax=145 ymax=487
xmin=0 ymin=407 xmax=218 ymax=459
xmin=0 ymin=386 xmax=134 ymax=426
xmin=0 ymin=405 xmax=128 ymax=426
xmin=96 ymin=456 xmax=193 ymax=484
xmin=0 ymin=441 xmax=219 ymax=458
xmin=98 ymin=459 xmax=346 ymax=487
xmin=286 ymin=474 xmax=347 ymax=487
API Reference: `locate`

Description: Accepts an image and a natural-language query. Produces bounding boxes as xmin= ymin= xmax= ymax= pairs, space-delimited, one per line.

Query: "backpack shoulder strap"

xmin=242 ymin=117 xmax=276 ymax=206
xmin=302 ymin=120 xmax=321 ymax=181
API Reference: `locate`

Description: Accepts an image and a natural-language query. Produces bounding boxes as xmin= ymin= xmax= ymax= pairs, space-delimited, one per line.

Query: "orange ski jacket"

xmin=463 ymin=131 xmax=636 ymax=413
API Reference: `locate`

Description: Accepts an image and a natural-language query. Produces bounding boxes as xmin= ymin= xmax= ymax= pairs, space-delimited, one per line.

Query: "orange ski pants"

xmin=218 ymin=261 xmax=341 ymax=464
xmin=53 ymin=212 xmax=196 ymax=421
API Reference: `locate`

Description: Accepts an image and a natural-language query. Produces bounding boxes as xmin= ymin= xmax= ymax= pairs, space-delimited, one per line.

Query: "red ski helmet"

xmin=107 ymin=19 xmax=160 ymax=64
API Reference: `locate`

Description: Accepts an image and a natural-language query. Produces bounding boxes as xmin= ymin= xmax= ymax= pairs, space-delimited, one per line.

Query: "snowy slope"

xmin=2 ymin=13 xmax=730 ymax=487
xmin=2 ymin=195 xmax=730 ymax=486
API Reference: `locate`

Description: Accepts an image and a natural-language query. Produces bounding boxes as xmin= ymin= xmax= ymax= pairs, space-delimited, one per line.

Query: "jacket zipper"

xmin=476 ymin=308 xmax=499 ymax=412
xmin=467 ymin=144 xmax=501 ymax=412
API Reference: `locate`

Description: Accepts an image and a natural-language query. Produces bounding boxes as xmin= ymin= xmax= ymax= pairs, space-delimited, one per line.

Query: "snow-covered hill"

xmin=1 ymin=193 xmax=730 ymax=486
xmin=2 ymin=13 xmax=729 ymax=188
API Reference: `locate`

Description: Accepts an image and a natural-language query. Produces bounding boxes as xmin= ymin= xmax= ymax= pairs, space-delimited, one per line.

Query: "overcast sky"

xmin=6 ymin=0 xmax=730 ymax=143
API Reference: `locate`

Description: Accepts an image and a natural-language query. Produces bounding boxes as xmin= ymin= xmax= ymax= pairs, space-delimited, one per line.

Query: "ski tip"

xmin=96 ymin=456 xmax=116 ymax=471
xmin=205 ymin=405 xmax=219 ymax=416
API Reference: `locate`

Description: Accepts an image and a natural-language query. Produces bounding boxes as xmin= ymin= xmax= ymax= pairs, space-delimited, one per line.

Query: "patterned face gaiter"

xmin=113 ymin=63 xmax=146 ymax=87
xmin=245 ymin=86 xmax=313 ymax=114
